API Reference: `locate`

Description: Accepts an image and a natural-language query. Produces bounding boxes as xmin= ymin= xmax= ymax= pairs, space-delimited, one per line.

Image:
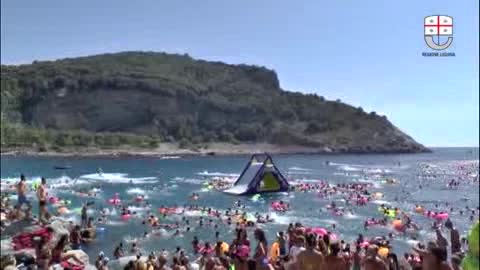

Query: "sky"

xmin=1 ymin=0 xmax=478 ymax=147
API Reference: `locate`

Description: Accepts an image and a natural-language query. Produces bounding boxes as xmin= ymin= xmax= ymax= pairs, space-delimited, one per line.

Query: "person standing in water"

xmin=16 ymin=174 xmax=32 ymax=218
xmin=81 ymin=204 xmax=88 ymax=228
xmin=37 ymin=177 xmax=50 ymax=224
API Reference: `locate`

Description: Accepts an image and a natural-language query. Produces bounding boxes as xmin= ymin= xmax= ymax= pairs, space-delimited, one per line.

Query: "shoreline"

xmin=0 ymin=143 xmax=432 ymax=158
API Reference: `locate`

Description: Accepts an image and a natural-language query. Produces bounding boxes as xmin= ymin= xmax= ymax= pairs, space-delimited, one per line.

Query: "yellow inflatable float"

xmin=270 ymin=242 xmax=280 ymax=261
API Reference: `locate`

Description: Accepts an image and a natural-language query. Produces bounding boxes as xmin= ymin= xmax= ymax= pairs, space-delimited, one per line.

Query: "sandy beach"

xmin=0 ymin=142 xmax=431 ymax=158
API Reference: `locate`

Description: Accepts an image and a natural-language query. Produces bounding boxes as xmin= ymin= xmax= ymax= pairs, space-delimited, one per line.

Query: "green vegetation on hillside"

xmin=1 ymin=51 xmax=426 ymax=153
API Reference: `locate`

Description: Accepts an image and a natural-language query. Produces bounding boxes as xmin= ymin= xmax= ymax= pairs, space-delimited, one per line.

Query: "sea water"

xmin=1 ymin=148 xmax=478 ymax=260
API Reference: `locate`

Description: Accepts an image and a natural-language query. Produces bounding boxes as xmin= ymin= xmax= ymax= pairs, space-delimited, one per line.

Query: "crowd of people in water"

xmin=0 ymin=160 xmax=479 ymax=270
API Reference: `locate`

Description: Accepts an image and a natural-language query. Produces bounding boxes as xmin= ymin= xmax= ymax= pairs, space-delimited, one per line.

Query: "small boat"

xmin=160 ymin=156 xmax=181 ymax=160
xmin=54 ymin=165 xmax=72 ymax=170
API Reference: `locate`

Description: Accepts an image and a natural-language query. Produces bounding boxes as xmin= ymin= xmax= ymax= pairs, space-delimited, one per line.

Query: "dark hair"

xmin=236 ymin=228 xmax=247 ymax=241
xmin=330 ymin=242 xmax=340 ymax=256
xmin=41 ymin=177 xmax=46 ymax=184
xmin=55 ymin=235 xmax=68 ymax=250
xmin=322 ymin=234 xmax=330 ymax=246
xmin=430 ymin=246 xmax=447 ymax=263
xmin=306 ymin=233 xmax=317 ymax=248
xmin=254 ymin=228 xmax=267 ymax=246
xmin=20 ymin=174 xmax=25 ymax=181
xmin=387 ymin=253 xmax=399 ymax=270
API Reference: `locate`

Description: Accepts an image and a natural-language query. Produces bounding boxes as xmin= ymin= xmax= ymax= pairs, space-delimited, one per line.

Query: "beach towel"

xmin=12 ymin=228 xmax=52 ymax=250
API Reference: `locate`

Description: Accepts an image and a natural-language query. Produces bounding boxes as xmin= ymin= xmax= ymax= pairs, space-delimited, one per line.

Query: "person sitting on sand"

xmin=51 ymin=235 xmax=85 ymax=267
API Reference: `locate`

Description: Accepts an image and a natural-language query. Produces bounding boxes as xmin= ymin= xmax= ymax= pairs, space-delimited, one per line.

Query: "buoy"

xmin=393 ymin=219 xmax=403 ymax=231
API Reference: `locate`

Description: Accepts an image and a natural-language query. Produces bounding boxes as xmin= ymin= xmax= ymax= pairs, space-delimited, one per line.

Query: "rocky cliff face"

xmin=1 ymin=51 xmax=428 ymax=153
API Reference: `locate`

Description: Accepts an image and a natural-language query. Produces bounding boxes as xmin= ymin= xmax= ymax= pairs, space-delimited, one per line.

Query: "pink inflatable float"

xmin=49 ymin=196 xmax=59 ymax=204
xmin=121 ymin=214 xmax=131 ymax=221
xmin=271 ymin=202 xmax=287 ymax=212
xmin=360 ymin=241 xmax=370 ymax=248
xmin=434 ymin=212 xmax=449 ymax=220
xmin=108 ymin=193 xmax=121 ymax=205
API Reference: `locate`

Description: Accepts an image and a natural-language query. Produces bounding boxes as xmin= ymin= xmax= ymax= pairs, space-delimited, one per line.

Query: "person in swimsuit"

xmin=113 ymin=243 xmax=124 ymax=259
xmin=297 ymin=233 xmax=324 ymax=270
xmin=70 ymin=225 xmax=82 ymax=250
xmin=36 ymin=177 xmax=50 ymax=224
xmin=445 ymin=221 xmax=461 ymax=255
xmin=51 ymin=235 xmax=85 ymax=266
xmin=81 ymin=204 xmax=88 ymax=228
xmin=361 ymin=245 xmax=388 ymax=270
xmin=413 ymin=243 xmax=453 ymax=270
xmin=95 ymin=251 xmax=105 ymax=269
xmin=81 ymin=217 xmax=96 ymax=243
xmin=35 ymin=235 xmax=51 ymax=269
xmin=253 ymin=228 xmax=269 ymax=270
xmin=324 ymin=242 xmax=349 ymax=270
xmin=15 ymin=174 xmax=32 ymax=219
xmin=277 ymin=231 xmax=287 ymax=257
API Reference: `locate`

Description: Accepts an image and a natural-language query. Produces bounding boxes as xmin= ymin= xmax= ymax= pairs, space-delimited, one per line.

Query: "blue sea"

xmin=1 ymin=148 xmax=479 ymax=262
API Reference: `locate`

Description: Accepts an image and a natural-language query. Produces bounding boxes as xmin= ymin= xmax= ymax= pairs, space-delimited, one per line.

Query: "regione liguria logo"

xmin=424 ymin=15 xmax=453 ymax=50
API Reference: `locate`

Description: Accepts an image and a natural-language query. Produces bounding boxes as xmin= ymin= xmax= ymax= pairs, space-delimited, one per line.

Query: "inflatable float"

xmin=121 ymin=214 xmax=131 ymax=221
xmin=108 ymin=193 xmax=122 ymax=205
xmin=271 ymin=202 xmax=287 ymax=212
